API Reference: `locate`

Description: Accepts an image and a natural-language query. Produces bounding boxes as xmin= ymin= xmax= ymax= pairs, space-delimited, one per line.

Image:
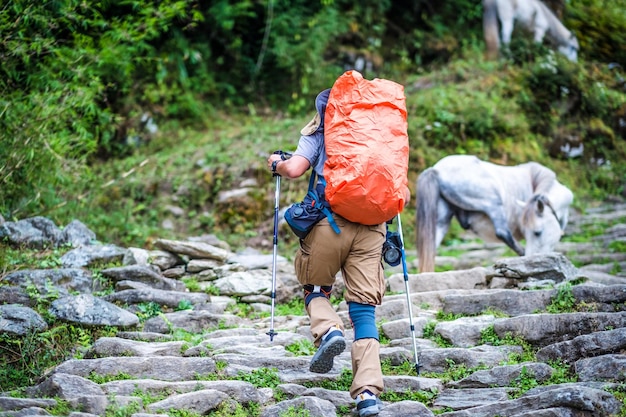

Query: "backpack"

xmin=323 ymin=70 xmax=409 ymax=225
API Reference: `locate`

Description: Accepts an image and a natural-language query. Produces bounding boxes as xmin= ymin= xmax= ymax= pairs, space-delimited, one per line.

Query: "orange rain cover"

xmin=324 ymin=70 xmax=409 ymax=225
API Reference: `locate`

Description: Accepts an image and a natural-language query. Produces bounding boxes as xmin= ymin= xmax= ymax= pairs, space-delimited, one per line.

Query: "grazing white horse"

xmin=483 ymin=0 xmax=579 ymax=61
xmin=416 ymin=155 xmax=574 ymax=273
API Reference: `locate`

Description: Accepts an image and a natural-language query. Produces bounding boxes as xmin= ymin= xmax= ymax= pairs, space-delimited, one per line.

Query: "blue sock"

xmin=348 ymin=302 xmax=378 ymax=341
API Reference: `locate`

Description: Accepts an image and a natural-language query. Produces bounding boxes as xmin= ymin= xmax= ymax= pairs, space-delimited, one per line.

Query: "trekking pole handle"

xmin=271 ymin=150 xmax=292 ymax=177
xmin=273 ymin=150 xmax=292 ymax=160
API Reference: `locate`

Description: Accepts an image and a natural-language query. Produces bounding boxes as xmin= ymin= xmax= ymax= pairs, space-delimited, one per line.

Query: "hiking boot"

xmin=309 ymin=329 xmax=345 ymax=373
xmin=355 ymin=390 xmax=383 ymax=417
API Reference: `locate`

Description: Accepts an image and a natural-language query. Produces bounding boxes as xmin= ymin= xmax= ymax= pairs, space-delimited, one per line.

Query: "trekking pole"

xmin=396 ymin=213 xmax=421 ymax=375
xmin=267 ymin=150 xmax=291 ymax=342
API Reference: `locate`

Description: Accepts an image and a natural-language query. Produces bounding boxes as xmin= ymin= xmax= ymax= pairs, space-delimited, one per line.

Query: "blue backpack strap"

xmin=308 ymin=172 xmax=340 ymax=235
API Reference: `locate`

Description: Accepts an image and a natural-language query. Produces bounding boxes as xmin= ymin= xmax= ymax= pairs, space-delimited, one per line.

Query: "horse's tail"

xmin=416 ymin=168 xmax=439 ymax=273
xmin=483 ymin=0 xmax=500 ymax=59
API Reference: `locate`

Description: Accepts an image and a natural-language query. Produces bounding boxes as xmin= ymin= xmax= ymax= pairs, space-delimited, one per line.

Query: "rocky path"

xmin=0 ymin=202 xmax=625 ymax=417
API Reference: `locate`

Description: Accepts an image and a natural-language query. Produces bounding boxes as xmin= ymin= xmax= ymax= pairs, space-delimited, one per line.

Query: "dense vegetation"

xmin=0 ymin=0 xmax=625 ymax=249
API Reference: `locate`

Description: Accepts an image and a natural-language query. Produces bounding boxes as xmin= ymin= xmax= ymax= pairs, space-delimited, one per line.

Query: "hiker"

xmin=267 ymin=87 xmax=406 ymax=417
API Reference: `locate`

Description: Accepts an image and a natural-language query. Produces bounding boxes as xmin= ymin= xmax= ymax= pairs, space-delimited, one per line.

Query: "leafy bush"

xmin=569 ymin=0 xmax=626 ymax=67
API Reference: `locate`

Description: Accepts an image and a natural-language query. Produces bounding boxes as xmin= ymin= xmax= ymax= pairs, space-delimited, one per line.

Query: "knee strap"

xmin=303 ymin=285 xmax=332 ymax=307
xmin=348 ymin=302 xmax=378 ymax=341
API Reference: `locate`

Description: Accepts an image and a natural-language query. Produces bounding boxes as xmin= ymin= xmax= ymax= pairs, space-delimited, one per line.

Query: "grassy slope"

xmin=46 ymin=49 xmax=624 ymax=260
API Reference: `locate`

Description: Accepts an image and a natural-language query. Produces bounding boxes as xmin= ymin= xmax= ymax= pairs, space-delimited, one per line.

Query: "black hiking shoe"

xmin=309 ymin=329 xmax=346 ymax=373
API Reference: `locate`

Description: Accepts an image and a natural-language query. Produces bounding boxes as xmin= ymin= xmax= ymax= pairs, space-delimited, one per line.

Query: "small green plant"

xmin=104 ymin=399 xmax=142 ymax=417
xmin=544 ymin=359 xmax=578 ymax=385
xmin=0 ymin=325 xmax=116 ymax=391
xmin=45 ymin=398 xmax=73 ymax=416
xmin=381 ymin=358 xmax=419 ymax=376
xmin=480 ymin=326 xmax=536 ymax=363
xmin=609 ymin=241 xmax=626 ymax=253
xmin=435 ymin=311 xmax=464 ymax=321
xmin=233 ymin=367 xmax=281 ymax=389
xmin=508 ymin=366 xmax=540 ymax=398
xmin=88 ymin=372 xmax=134 ymax=384
xmin=279 ymin=406 xmax=311 ymax=417
xmin=381 ymin=387 xmax=438 ymax=406
xmin=606 ymin=387 xmax=626 ymax=417
xmin=215 ymin=360 xmax=228 ymax=372
xmin=421 ymin=359 xmax=486 ymax=383
xmin=276 ymin=298 xmax=306 ymax=316
xmin=206 ymin=401 xmax=260 ymax=417
xmin=131 ymin=388 xmax=168 ymax=405
xmin=135 ymin=302 xmax=163 ymax=322
xmin=205 ymin=284 xmax=221 ymax=296
xmin=285 ymin=339 xmax=316 ymax=356
xmin=182 ymin=277 xmax=201 ymax=292
xmin=304 ymin=368 xmax=353 ymax=391
xmin=167 ymin=409 xmax=203 ymax=417
xmin=422 ymin=321 xmax=452 ymax=347
xmin=610 ymin=262 xmax=623 ymax=275
xmin=25 ymin=279 xmax=59 ymax=310
xmin=226 ymin=302 xmax=266 ymax=319
xmin=176 ymin=299 xmax=194 ymax=311
xmin=481 ymin=307 xmax=509 ymax=318
xmin=170 ymin=328 xmax=206 ymax=345
xmin=546 ymin=282 xmax=576 ymax=313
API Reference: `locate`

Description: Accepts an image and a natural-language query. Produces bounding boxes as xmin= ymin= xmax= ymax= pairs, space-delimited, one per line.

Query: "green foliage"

xmin=304 ymin=368 xmax=353 ymax=391
xmin=234 ymin=367 xmax=281 ymax=389
xmin=421 ymin=359 xmax=487 ymax=383
xmin=277 ymin=406 xmax=311 ymax=417
xmin=182 ymin=277 xmax=201 ymax=292
xmin=1 ymin=0 xmax=625 ymax=233
xmin=226 ymin=302 xmax=260 ymax=319
xmin=606 ymin=387 xmax=626 ymax=417
xmin=45 ymin=399 xmax=73 ymax=416
xmin=422 ymin=321 xmax=452 ymax=348
xmin=569 ymin=0 xmax=626 ymax=67
xmin=207 ymin=401 xmax=260 ymax=417
xmin=276 ymin=298 xmax=306 ymax=317
xmin=508 ymin=366 xmax=541 ymax=398
xmin=381 ymin=387 xmax=439 ymax=406
xmin=104 ymin=400 xmax=142 ymax=417
xmin=380 ymin=358 xmax=419 ymax=377
xmin=0 ymin=325 xmax=116 ymax=391
xmin=285 ymin=339 xmax=316 ymax=356
xmin=435 ymin=311 xmax=464 ymax=321
xmin=545 ymin=360 xmax=578 ymax=385
xmin=609 ymin=241 xmax=626 ymax=253
xmin=168 ymin=410 xmax=203 ymax=417
xmin=480 ymin=326 xmax=536 ymax=363
xmin=176 ymin=299 xmax=194 ymax=311
xmin=88 ymin=372 xmax=134 ymax=384
xmin=546 ymin=283 xmax=577 ymax=313
xmin=0 ymin=244 xmax=69 ymax=272
xmin=135 ymin=302 xmax=163 ymax=322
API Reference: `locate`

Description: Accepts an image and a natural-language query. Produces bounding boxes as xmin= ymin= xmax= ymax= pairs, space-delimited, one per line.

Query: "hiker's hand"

xmin=268 ymin=154 xmax=282 ymax=167
xmin=268 ymin=153 xmax=283 ymax=175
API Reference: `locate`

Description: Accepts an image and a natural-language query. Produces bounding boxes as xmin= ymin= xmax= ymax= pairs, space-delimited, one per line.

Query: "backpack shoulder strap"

xmin=307 ymin=171 xmax=340 ymax=235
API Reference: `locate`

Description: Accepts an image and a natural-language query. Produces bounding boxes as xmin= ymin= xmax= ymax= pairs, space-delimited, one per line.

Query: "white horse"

xmin=483 ymin=0 xmax=579 ymax=61
xmin=416 ymin=155 xmax=574 ymax=273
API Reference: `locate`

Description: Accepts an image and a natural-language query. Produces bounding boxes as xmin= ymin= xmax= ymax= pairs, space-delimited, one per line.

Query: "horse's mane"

xmin=526 ymin=162 xmax=556 ymax=195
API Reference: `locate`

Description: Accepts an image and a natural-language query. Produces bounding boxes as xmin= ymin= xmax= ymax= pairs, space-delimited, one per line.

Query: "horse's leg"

xmin=483 ymin=0 xmax=500 ymax=59
xmin=417 ymin=168 xmax=453 ymax=273
xmin=488 ymin=210 xmax=526 ymax=256
xmin=532 ymin=17 xmax=549 ymax=44
xmin=495 ymin=0 xmax=515 ymax=45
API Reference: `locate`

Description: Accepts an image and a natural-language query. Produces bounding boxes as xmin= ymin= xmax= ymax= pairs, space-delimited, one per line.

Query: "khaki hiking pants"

xmin=295 ymin=214 xmax=386 ymax=398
